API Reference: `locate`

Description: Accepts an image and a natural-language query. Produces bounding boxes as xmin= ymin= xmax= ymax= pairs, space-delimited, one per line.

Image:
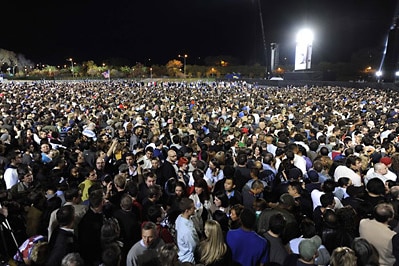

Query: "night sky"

xmin=1 ymin=0 xmax=398 ymax=66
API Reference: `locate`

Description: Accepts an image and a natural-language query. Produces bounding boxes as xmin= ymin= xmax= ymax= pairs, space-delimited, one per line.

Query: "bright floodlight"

xmin=376 ymin=71 xmax=383 ymax=77
xmin=395 ymin=71 xmax=399 ymax=77
xmin=295 ymin=28 xmax=314 ymax=70
xmin=296 ymin=29 xmax=314 ymax=44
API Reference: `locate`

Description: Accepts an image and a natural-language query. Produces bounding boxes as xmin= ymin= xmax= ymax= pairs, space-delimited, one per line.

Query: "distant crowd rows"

xmin=0 ymin=80 xmax=399 ymax=265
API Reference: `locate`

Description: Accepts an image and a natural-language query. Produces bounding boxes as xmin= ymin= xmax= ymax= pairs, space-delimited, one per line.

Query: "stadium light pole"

xmin=178 ymin=54 xmax=188 ymax=76
xmin=376 ymin=70 xmax=383 ymax=83
xmin=67 ymin=58 xmax=73 ymax=77
xmin=395 ymin=71 xmax=399 ymax=83
xmin=12 ymin=65 xmax=17 ymax=76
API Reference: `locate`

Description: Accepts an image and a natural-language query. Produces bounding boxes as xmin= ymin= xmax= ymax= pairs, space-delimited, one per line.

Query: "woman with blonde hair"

xmin=330 ymin=246 xmax=357 ymax=266
xmin=196 ymin=220 xmax=232 ymax=266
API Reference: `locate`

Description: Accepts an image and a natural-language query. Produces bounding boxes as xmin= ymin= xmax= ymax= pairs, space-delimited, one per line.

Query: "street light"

xmin=178 ymin=54 xmax=188 ymax=76
xmin=67 ymin=58 xmax=73 ymax=77
xmin=150 ymin=67 xmax=153 ymax=79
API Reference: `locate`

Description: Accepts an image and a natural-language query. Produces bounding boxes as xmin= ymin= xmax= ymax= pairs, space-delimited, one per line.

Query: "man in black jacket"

xmin=46 ymin=205 xmax=77 ymax=265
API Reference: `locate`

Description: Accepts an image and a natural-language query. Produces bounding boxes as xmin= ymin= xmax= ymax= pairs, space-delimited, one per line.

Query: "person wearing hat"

xmin=298 ymin=236 xmax=321 ymax=265
xmin=379 ymin=156 xmax=397 ymax=182
xmin=284 ymin=234 xmax=325 ymax=266
xmin=288 ymin=218 xmax=331 ymax=265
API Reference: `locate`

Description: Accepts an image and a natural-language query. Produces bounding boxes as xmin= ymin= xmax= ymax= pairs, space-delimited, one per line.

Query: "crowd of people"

xmin=0 ymin=79 xmax=399 ymax=265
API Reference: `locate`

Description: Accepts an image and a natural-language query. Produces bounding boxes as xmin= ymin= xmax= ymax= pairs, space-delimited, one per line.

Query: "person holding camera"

xmin=137 ymin=146 xmax=154 ymax=170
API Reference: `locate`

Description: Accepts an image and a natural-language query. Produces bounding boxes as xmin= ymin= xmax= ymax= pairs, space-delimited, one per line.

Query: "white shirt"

xmin=311 ymin=189 xmax=343 ymax=210
xmin=365 ymin=168 xmax=397 ymax=185
xmin=334 ymin=165 xmax=362 ymax=186
xmin=294 ymin=154 xmax=307 ymax=175
xmin=4 ymin=167 xmax=18 ymax=189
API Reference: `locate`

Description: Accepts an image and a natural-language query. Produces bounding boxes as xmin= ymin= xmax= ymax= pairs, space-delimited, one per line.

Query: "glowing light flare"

xmin=296 ymin=29 xmax=314 ymax=44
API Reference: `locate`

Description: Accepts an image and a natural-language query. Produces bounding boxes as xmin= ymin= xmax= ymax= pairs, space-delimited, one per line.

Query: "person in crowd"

xmin=78 ymin=188 xmax=105 ymax=265
xmin=212 ymin=190 xmax=230 ymax=215
xmin=175 ymin=198 xmax=199 ymax=264
xmin=351 ymin=237 xmax=379 ymax=266
xmin=334 ymin=155 xmax=363 ymax=187
xmin=137 ymin=170 xmax=157 ymax=204
xmin=46 ymin=205 xmax=77 ymax=266
xmin=146 ymin=204 xmax=175 ymax=244
xmin=329 ymin=246 xmax=357 ymax=266
xmin=112 ymin=193 xmax=141 ymax=261
xmin=262 ymin=213 xmax=289 ymax=265
xmin=256 ymin=193 xmax=299 ymax=243
xmin=204 ymin=158 xmax=224 ymax=190
xmin=107 ymin=173 xmax=128 ymax=212
xmin=61 ymin=252 xmax=85 ymax=266
xmin=195 ymin=220 xmax=232 ymax=266
xmin=141 ymin=184 xmax=163 ymax=221
xmin=229 ymin=203 xmax=244 ymax=230
xmin=359 ymin=202 xmax=397 ymax=266
xmin=157 ymin=243 xmax=179 ymax=266
xmin=223 ymin=175 xmax=243 ymax=207
xmin=241 ymin=179 xmax=265 ymax=211
xmin=4 ymin=150 xmax=23 ymax=190
xmin=159 ymin=150 xmax=178 ymax=188
xmin=78 ymin=167 xmax=98 ymax=202
xmin=227 ymin=207 xmax=268 ymax=266
xmin=189 ymin=178 xmax=213 ymax=235
xmin=234 ymin=153 xmax=251 ymax=192
xmin=48 ymin=187 xmax=88 ymax=239
xmin=126 ymin=221 xmax=165 ymax=266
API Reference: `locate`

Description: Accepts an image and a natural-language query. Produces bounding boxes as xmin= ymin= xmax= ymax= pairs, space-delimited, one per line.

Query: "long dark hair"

xmin=194 ymin=178 xmax=210 ymax=203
